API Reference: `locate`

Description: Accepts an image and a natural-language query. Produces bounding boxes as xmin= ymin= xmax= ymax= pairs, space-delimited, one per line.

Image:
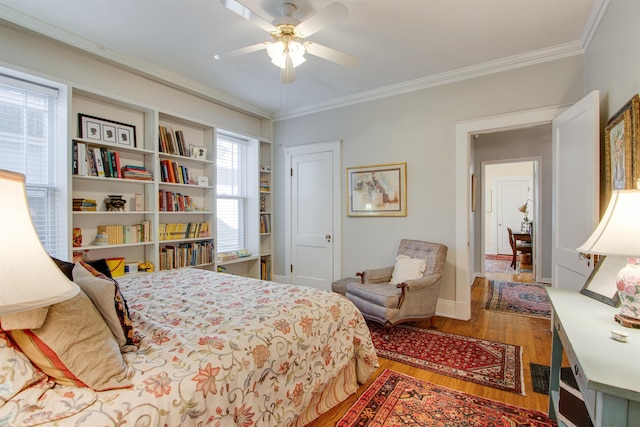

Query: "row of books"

xmin=260 ymin=213 xmax=271 ymax=234
xmin=159 ymin=160 xmax=196 ymax=185
xmin=72 ymin=141 xmax=152 ymax=180
xmin=260 ymin=177 xmax=270 ymax=192
xmin=159 ymin=190 xmax=197 ymax=212
xmin=73 ymin=198 xmax=97 ymax=211
xmin=159 ymin=241 xmax=214 ymax=270
xmin=261 ymin=258 xmax=272 ymax=281
xmin=158 ymin=125 xmax=189 ymax=157
xmin=158 ymin=222 xmax=210 ymax=241
xmin=95 ymin=221 xmax=152 ymax=245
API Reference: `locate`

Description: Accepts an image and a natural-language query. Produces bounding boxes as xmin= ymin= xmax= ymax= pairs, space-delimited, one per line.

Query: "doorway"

xmin=482 ymin=161 xmax=537 ymax=275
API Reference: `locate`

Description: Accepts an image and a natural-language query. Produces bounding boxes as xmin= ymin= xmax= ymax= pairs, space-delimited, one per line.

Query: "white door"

xmin=287 ymin=142 xmax=341 ymax=291
xmin=496 ymin=177 xmax=531 ymax=254
xmin=552 ymin=91 xmax=599 ymax=290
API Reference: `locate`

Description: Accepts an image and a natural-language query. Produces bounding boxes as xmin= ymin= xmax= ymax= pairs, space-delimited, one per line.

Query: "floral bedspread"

xmin=7 ymin=268 xmax=378 ymax=426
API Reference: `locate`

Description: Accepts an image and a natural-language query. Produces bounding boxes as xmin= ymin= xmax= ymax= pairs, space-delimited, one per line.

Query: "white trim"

xmin=273 ymin=41 xmax=584 ymax=121
xmin=455 ymin=105 xmax=564 ymax=320
xmin=284 ymin=141 xmax=342 ymax=283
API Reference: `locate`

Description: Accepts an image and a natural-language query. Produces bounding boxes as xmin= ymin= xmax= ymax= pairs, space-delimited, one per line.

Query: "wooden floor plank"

xmin=308 ymin=271 xmax=553 ymax=426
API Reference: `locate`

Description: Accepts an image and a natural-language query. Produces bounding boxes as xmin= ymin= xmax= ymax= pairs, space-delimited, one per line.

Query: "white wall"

xmin=584 ymin=0 xmax=640 ymax=211
xmin=274 ymin=57 xmax=585 ymax=303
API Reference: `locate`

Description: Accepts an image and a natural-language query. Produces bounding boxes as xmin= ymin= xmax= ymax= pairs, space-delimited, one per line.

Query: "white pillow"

xmin=390 ymin=255 xmax=427 ymax=284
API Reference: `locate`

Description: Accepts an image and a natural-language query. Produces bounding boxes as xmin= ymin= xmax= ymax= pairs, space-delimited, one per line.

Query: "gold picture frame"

xmin=604 ymin=94 xmax=640 ymax=203
xmin=347 ymin=162 xmax=407 ymax=216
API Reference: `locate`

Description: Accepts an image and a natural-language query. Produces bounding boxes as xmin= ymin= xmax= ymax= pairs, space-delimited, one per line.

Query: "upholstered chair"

xmin=345 ymin=239 xmax=447 ymax=329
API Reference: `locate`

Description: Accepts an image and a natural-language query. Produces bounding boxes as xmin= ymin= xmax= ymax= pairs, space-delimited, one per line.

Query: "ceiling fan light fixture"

xmin=268 ymin=40 xmax=306 ymax=69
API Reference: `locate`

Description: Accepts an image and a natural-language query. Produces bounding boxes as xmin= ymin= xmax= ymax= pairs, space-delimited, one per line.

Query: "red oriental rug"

xmin=367 ymin=323 xmax=524 ymax=394
xmin=486 ymin=280 xmax=551 ymax=319
xmin=337 ymin=370 xmax=557 ymax=427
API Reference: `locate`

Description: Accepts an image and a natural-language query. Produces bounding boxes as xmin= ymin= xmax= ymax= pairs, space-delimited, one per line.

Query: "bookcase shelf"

xmin=69 ymin=90 xmax=217 ymax=272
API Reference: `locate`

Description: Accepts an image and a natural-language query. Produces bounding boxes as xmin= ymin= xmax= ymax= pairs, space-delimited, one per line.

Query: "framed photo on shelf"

xmin=79 ymin=113 xmax=137 ymax=147
xmin=580 ymin=255 xmax=623 ymax=307
xmin=603 ymin=94 xmax=639 ymax=203
xmin=347 ymin=162 xmax=407 ymax=216
xmin=190 ymin=145 xmax=208 ymax=160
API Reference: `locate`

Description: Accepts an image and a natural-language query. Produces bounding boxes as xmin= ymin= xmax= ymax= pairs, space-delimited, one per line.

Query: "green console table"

xmin=547 ymin=288 xmax=640 ymax=427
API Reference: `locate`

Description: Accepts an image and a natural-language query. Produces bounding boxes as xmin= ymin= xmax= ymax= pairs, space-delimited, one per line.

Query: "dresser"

xmin=547 ymin=288 xmax=640 ymax=427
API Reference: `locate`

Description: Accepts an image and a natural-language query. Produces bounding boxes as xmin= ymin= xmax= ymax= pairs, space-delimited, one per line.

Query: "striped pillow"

xmin=4 ymin=291 xmax=131 ymax=391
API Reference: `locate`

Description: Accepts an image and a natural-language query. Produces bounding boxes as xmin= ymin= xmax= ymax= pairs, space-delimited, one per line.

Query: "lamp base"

xmin=614 ymin=313 xmax=640 ymax=329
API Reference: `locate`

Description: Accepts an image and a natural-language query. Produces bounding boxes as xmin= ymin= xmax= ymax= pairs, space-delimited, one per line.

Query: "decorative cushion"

xmin=4 ymin=291 xmax=131 ymax=391
xmin=390 ymin=255 xmax=427 ymax=285
xmin=51 ymin=256 xmax=113 ymax=280
xmin=0 ymin=330 xmax=46 ymax=407
xmin=72 ymin=262 xmax=136 ymax=352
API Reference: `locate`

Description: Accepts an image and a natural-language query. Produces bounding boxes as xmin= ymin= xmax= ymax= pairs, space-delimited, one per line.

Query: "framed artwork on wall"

xmin=603 ymin=94 xmax=639 ymax=203
xmin=347 ymin=162 xmax=407 ymax=216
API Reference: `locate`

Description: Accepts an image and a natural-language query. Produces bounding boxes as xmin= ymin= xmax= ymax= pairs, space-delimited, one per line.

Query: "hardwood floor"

xmin=308 ymin=270 xmax=553 ymax=425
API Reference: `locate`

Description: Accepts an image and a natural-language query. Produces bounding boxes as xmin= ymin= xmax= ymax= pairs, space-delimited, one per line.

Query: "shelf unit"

xmin=69 ymin=90 xmax=216 ymax=273
xmin=215 ymin=137 xmax=272 ymax=280
xmin=157 ymin=113 xmax=215 ymax=271
xmin=259 ymin=140 xmax=272 ymax=280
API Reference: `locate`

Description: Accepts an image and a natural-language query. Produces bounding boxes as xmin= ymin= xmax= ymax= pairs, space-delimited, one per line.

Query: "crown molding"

xmin=273 ymin=40 xmax=585 ymax=121
xmin=0 ymin=5 xmax=272 ymax=119
xmin=581 ymin=0 xmax=609 ymax=51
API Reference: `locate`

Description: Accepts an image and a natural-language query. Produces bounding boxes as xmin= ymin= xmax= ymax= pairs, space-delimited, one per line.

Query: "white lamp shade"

xmin=577 ymin=189 xmax=640 ymax=256
xmin=0 ymin=170 xmax=79 ymax=315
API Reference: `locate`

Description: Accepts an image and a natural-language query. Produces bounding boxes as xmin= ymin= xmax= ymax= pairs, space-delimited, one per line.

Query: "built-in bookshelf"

xmin=259 ymin=141 xmax=272 ymax=280
xmin=68 ymin=88 xmax=271 ymax=278
xmin=157 ymin=113 xmax=215 ymax=271
xmin=69 ymin=90 xmax=215 ymax=273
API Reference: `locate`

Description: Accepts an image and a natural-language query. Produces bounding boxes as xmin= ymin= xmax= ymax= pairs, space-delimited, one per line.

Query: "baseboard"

xmin=272 ymin=274 xmax=289 ymax=284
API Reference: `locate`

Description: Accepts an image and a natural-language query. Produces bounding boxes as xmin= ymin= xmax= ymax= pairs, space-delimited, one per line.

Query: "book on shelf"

xmin=159 ymin=240 xmax=213 ymax=270
xmin=93 ymin=147 xmax=105 ymax=177
xmin=121 ymin=165 xmax=153 ymax=181
xmin=158 ymin=222 xmax=209 ymax=241
xmin=158 ymin=125 xmax=189 ymax=157
xmin=95 ymin=221 xmax=151 ymax=245
xmin=72 ymin=198 xmax=97 ymax=211
xmin=260 ymin=213 xmax=271 ymax=233
xmin=159 ymin=159 xmax=196 ymax=184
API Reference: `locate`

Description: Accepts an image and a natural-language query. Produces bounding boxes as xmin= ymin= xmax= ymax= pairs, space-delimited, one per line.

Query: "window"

xmin=216 ymin=132 xmax=248 ymax=253
xmin=0 ymin=72 xmax=66 ymax=257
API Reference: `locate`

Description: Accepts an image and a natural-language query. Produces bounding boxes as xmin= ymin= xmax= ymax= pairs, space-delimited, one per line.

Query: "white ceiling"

xmin=0 ymin=0 xmax=599 ymax=119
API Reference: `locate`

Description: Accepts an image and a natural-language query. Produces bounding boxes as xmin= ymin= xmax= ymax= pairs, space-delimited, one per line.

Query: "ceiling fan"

xmin=214 ymin=0 xmax=359 ymax=83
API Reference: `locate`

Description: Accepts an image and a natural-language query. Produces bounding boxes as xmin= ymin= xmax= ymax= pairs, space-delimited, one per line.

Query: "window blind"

xmin=0 ymin=74 xmax=61 ymax=256
xmin=216 ymin=132 xmax=248 ymax=253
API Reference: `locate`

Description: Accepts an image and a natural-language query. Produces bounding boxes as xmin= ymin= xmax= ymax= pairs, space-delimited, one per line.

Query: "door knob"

xmin=326 ymin=234 xmax=331 ymax=242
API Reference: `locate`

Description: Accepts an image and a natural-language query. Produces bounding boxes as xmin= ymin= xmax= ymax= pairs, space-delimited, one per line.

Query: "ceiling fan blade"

xmin=214 ymin=42 xmax=270 ymax=60
xmin=295 ymin=3 xmax=348 ymax=37
xmin=305 ymin=42 xmax=359 ymax=67
xmin=281 ymin=55 xmax=296 ymax=84
xmin=221 ymin=0 xmax=276 ymax=32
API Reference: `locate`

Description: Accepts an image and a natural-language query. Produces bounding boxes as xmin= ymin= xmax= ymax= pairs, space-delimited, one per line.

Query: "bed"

xmin=0 ymin=266 xmax=379 ymax=427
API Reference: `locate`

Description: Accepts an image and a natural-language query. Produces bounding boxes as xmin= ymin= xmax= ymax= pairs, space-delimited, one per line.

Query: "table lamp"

xmin=517 ymin=199 xmax=532 ymax=232
xmin=0 ymin=170 xmax=79 ymax=316
xmin=577 ymin=189 xmax=640 ymax=328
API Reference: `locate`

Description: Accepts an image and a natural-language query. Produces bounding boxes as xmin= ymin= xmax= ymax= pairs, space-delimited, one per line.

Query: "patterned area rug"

xmin=485 ymin=280 xmax=551 ymax=319
xmin=337 ymin=370 xmax=556 ymax=427
xmin=485 ymin=254 xmax=516 ymax=273
xmin=368 ymin=323 xmax=524 ymax=394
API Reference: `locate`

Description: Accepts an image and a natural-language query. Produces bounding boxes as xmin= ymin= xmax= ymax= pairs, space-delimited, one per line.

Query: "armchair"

xmin=345 ymin=239 xmax=447 ymax=329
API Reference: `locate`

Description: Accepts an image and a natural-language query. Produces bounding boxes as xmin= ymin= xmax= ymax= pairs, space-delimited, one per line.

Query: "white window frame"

xmin=0 ymin=67 xmax=68 ymax=258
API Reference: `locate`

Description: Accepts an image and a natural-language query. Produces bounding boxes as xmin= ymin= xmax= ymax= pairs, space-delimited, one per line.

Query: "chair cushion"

xmin=346 ymin=282 xmax=401 ymax=308
xmin=390 ymin=255 xmax=426 ymax=284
